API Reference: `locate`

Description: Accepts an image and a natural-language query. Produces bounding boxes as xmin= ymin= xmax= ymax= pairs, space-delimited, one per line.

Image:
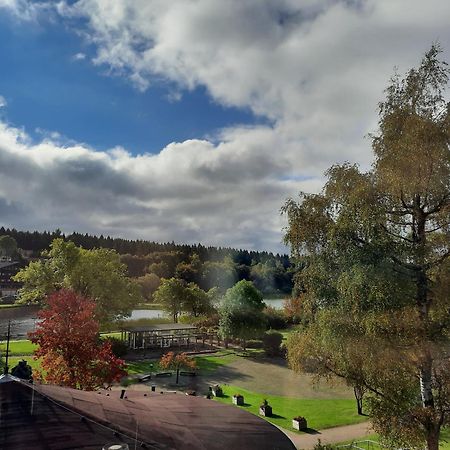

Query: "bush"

xmin=246 ymin=339 xmax=263 ymax=349
xmin=263 ymin=306 xmax=288 ymax=329
xmin=262 ymin=330 xmax=283 ymax=356
xmin=102 ymin=337 xmax=128 ymax=358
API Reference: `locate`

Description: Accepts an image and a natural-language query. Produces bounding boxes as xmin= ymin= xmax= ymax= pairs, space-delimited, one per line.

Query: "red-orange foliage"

xmin=159 ymin=352 xmax=196 ymax=371
xmin=283 ymin=296 xmax=304 ymax=324
xmin=159 ymin=351 xmax=196 ymax=384
xmin=29 ymin=289 xmax=127 ymax=390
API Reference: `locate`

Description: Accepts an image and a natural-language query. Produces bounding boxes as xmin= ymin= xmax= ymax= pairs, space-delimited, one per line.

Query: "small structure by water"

xmin=121 ymin=323 xmax=199 ymax=350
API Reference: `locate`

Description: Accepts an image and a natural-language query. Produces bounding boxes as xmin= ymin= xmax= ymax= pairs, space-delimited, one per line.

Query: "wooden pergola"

xmin=121 ymin=323 xmax=200 ymax=350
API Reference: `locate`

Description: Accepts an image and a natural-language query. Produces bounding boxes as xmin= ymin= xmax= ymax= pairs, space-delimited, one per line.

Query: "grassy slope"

xmin=213 ymin=384 xmax=367 ymax=432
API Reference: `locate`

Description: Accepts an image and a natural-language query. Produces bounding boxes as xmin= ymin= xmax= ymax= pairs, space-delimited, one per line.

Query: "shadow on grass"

xmin=270 ymin=413 xmax=286 ymax=420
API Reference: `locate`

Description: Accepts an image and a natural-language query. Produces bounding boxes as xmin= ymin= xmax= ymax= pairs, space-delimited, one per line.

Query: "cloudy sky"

xmin=0 ymin=0 xmax=449 ymax=253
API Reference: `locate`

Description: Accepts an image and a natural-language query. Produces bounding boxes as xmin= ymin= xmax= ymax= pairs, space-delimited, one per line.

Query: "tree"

xmin=153 ymin=277 xmax=186 ymax=322
xmin=159 ymin=351 xmax=196 ymax=384
xmin=136 ymin=272 xmax=161 ymax=301
xmin=262 ymin=330 xmax=283 ymax=357
xmin=219 ymin=280 xmax=266 ymax=349
xmin=0 ymin=235 xmax=17 ymax=257
xmin=183 ymin=283 xmax=215 ymax=318
xmin=283 ymin=45 xmax=450 ymax=450
xmin=14 ymin=239 xmax=141 ymax=323
xmin=29 ymin=289 xmax=127 ymax=390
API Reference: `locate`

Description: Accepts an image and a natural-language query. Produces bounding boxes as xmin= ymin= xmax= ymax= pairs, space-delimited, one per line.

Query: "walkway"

xmin=281 ymin=421 xmax=373 ymax=449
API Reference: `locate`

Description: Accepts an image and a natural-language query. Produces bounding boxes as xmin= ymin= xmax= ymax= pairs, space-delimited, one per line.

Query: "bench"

xmin=138 ymin=374 xmax=152 ymax=382
xmin=155 ymin=372 xmax=172 ymax=378
xmin=180 ymin=371 xmax=196 ymax=377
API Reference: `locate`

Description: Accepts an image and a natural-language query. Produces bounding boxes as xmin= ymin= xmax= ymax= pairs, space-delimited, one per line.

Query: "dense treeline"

xmin=0 ymin=227 xmax=293 ymax=295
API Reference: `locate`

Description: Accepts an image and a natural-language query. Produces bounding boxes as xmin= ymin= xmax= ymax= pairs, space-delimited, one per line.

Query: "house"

xmin=0 ymin=260 xmax=23 ymax=299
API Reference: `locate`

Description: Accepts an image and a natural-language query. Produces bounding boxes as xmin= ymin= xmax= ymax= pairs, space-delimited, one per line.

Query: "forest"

xmin=0 ymin=227 xmax=294 ymax=296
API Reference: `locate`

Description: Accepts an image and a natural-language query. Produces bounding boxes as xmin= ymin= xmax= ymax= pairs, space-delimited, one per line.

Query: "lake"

xmin=0 ymin=298 xmax=285 ymax=338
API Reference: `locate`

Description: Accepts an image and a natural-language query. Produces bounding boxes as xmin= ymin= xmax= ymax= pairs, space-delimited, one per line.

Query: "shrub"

xmin=102 ymin=337 xmax=128 ymax=358
xmin=246 ymin=339 xmax=263 ymax=349
xmin=263 ymin=306 xmax=287 ymax=329
xmin=262 ymin=330 xmax=283 ymax=356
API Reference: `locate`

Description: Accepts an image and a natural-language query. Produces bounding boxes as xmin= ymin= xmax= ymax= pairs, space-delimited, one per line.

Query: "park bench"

xmin=138 ymin=374 xmax=152 ymax=382
xmin=155 ymin=372 xmax=172 ymax=378
xmin=180 ymin=371 xmax=196 ymax=377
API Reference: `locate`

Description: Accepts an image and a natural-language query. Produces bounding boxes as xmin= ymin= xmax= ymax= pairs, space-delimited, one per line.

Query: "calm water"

xmin=0 ymin=298 xmax=285 ymax=338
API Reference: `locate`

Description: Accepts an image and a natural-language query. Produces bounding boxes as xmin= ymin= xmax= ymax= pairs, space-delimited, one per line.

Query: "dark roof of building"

xmin=122 ymin=323 xmax=198 ymax=332
xmin=0 ymin=261 xmax=19 ymax=269
xmin=0 ymin=375 xmax=295 ymax=450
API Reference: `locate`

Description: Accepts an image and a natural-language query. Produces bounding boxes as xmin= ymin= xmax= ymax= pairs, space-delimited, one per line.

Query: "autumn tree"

xmin=219 ymin=280 xmax=266 ymax=349
xmin=14 ymin=239 xmax=141 ymax=323
xmin=283 ymin=45 xmax=450 ymax=450
xmin=29 ymin=289 xmax=127 ymax=390
xmin=159 ymin=351 xmax=196 ymax=384
xmin=136 ymin=272 xmax=161 ymax=301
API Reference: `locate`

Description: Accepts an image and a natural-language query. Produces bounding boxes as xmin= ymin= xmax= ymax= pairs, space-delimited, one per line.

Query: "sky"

xmin=0 ymin=0 xmax=449 ymax=253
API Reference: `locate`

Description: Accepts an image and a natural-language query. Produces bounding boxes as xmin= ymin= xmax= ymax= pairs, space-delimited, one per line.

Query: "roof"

xmin=122 ymin=323 xmax=198 ymax=332
xmin=0 ymin=377 xmax=295 ymax=450
xmin=0 ymin=261 xmax=19 ymax=269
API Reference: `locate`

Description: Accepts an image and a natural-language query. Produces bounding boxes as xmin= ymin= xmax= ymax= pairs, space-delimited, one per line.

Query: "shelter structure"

xmin=0 ymin=374 xmax=296 ymax=449
xmin=121 ymin=323 xmax=200 ymax=350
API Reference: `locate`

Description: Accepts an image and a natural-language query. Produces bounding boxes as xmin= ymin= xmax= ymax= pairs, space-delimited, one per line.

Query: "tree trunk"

xmin=426 ymin=427 xmax=440 ymax=450
xmin=176 ymin=368 xmax=179 ymax=384
xmin=353 ymin=386 xmax=364 ymax=415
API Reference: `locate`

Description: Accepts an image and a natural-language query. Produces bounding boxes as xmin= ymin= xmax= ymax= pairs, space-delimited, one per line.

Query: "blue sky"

xmin=0 ymin=11 xmax=263 ymax=154
xmin=0 ymin=0 xmax=449 ymax=252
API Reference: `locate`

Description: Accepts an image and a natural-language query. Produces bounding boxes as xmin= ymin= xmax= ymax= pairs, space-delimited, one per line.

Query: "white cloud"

xmin=0 ymin=95 xmax=6 ymax=108
xmin=0 ymin=121 xmax=316 ymax=251
xmin=1 ymin=0 xmax=450 ymax=251
xmin=72 ymin=52 xmax=86 ymax=61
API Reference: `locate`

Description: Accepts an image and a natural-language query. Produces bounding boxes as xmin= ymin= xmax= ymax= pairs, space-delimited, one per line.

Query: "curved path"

xmin=281 ymin=421 xmax=373 ymax=449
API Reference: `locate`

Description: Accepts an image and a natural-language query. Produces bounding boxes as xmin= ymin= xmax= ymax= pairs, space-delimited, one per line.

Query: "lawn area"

xmin=193 ymin=351 xmax=237 ymax=373
xmin=125 ymin=350 xmax=237 ymax=375
xmin=213 ymin=384 xmax=367 ymax=432
xmin=1 ymin=355 xmax=41 ymax=372
xmin=337 ymin=428 xmax=450 ymax=449
xmin=0 ymin=339 xmax=37 ymax=355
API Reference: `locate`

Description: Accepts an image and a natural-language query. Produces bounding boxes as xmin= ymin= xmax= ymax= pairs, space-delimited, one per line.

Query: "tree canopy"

xmin=29 ymin=289 xmax=127 ymax=389
xmin=14 ymin=239 xmax=141 ymax=323
xmin=283 ymin=45 xmax=450 ymax=450
xmin=219 ymin=280 xmax=266 ymax=348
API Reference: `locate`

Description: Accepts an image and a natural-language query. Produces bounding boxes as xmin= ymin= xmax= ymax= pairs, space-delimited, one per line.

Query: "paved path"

xmin=281 ymin=421 xmax=373 ymax=449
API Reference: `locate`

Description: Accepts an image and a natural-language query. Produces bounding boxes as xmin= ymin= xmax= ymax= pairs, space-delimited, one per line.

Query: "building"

xmin=121 ymin=323 xmax=202 ymax=350
xmin=0 ymin=374 xmax=296 ymax=449
xmin=0 ymin=260 xmax=23 ymax=300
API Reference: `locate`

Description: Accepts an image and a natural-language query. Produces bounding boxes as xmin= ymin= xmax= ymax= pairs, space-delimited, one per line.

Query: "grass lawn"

xmin=213 ymin=384 xmax=367 ymax=432
xmin=1 ymin=355 xmax=42 ymax=372
xmin=193 ymin=351 xmax=237 ymax=373
xmin=337 ymin=428 xmax=450 ymax=449
xmin=0 ymin=339 xmax=37 ymax=355
xmin=125 ymin=350 xmax=237 ymax=375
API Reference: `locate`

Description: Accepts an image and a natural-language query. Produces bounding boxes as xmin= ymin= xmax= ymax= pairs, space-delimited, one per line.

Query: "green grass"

xmin=0 ymin=339 xmax=37 ymax=355
xmin=337 ymin=428 xmax=450 ymax=449
xmin=126 ymin=360 xmax=159 ymax=375
xmin=1 ymin=355 xmax=42 ymax=372
xmin=213 ymin=384 xmax=367 ymax=432
xmin=194 ymin=351 xmax=237 ymax=373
